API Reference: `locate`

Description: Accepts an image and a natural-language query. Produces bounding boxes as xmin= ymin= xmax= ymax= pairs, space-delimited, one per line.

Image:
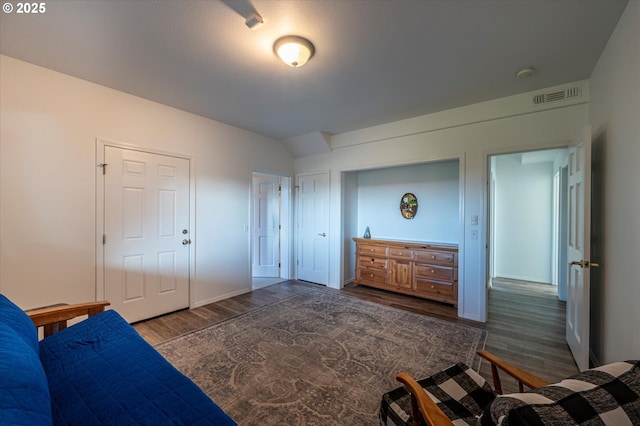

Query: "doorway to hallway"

xmin=488 ymin=148 xmax=569 ymax=298
xmin=251 ymin=173 xmax=291 ymax=290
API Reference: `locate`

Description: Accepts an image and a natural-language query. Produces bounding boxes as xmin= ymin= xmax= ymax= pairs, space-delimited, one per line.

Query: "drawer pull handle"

xmin=371 ymin=249 xmax=375 ymax=252
xmin=371 ymin=259 xmax=375 ymax=263
xmin=431 ymin=255 xmax=436 ymax=259
xmin=431 ymin=285 xmax=435 ymax=289
xmin=370 ymin=274 xmax=374 ymax=278
xmin=398 ymin=251 xmax=403 ymax=255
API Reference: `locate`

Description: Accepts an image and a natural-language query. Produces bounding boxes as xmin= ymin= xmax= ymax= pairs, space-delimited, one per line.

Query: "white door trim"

xmin=95 ymin=138 xmax=196 ymax=308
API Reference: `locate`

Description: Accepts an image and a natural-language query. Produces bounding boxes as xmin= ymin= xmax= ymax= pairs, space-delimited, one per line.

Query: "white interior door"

xmin=103 ymin=146 xmax=190 ymax=323
xmin=252 ymin=174 xmax=280 ymax=277
xmin=297 ymin=172 xmax=329 ymax=285
xmin=566 ymin=126 xmax=592 ymax=371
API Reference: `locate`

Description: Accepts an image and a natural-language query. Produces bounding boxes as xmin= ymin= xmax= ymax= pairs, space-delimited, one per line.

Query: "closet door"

xmin=297 ymin=172 xmax=329 ymax=285
xmin=103 ymin=146 xmax=190 ymax=322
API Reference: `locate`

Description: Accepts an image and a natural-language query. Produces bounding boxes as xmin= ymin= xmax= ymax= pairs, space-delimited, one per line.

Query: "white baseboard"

xmin=192 ymin=287 xmax=251 ymax=309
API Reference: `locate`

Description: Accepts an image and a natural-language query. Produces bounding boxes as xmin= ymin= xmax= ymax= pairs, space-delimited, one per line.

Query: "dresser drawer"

xmin=414 ymin=264 xmax=455 ymax=281
xmin=414 ymin=249 xmax=455 ymax=266
xmin=358 ymin=244 xmax=388 ymax=257
xmin=415 ymin=278 xmax=454 ymax=298
xmin=358 ymin=268 xmax=388 ymax=285
xmin=389 ymin=247 xmax=413 ymax=259
xmin=358 ymin=255 xmax=387 ymax=270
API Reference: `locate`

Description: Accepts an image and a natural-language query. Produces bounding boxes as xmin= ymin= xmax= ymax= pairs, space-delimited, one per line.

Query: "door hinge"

xmin=102 ymin=234 xmax=106 ymax=245
xmin=97 ymin=163 xmax=108 ymax=175
xmin=278 ymin=185 xmax=282 ymax=193
xmin=278 ymin=262 xmax=281 ymax=268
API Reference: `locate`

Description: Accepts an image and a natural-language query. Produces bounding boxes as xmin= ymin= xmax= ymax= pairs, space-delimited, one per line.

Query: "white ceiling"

xmin=0 ymin=0 xmax=627 ymax=148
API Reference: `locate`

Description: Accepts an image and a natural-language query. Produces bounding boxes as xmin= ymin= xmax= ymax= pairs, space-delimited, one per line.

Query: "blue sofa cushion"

xmin=0 ymin=294 xmax=53 ymax=425
xmin=0 ymin=294 xmax=39 ymax=353
xmin=39 ymin=309 xmax=235 ymax=426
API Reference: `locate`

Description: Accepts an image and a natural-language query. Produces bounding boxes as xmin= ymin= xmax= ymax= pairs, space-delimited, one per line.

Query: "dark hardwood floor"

xmin=133 ymin=280 xmax=314 ymax=345
xmin=133 ymin=278 xmax=578 ymax=394
xmin=340 ymin=278 xmax=579 ymax=392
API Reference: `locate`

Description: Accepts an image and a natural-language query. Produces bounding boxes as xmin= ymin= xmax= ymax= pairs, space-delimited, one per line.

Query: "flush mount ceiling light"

xmin=273 ymin=36 xmax=315 ymax=68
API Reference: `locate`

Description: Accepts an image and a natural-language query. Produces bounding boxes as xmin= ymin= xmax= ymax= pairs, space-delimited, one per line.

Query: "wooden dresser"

xmin=353 ymin=238 xmax=458 ymax=306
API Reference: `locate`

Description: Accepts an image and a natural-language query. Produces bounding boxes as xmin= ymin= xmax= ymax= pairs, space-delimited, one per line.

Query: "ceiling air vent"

xmin=532 ymin=86 xmax=582 ymax=105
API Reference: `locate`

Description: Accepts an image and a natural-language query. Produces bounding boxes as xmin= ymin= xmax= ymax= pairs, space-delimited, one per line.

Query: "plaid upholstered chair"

xmin=380 ymin=350 xmax=640 ymax=426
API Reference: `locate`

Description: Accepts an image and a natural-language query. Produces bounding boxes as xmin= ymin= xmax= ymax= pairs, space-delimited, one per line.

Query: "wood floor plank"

xmin=133 ymin=278 xmax=578 ymax=394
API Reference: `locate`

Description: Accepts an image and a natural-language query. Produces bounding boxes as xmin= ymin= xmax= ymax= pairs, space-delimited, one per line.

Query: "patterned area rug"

xmin=156 ymin=287 xmax=487 ymax=425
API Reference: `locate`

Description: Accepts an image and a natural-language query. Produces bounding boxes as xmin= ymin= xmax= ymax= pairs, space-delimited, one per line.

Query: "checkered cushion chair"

xmin=380 ymin=351 xmax=640 ymax=426
xmin=481 ymin=360 xmax=640 ymax=425
xmin=380 ymin=363 xmax=496 ymax=425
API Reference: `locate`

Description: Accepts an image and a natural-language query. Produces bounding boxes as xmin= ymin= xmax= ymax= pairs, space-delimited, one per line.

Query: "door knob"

xmin=318 ymin=233 xmax=326 ymax=237
xmin=570 ymin=260 xmax=600 ymax=268
xmin=182 ymin=239 xmax=191 ymax=245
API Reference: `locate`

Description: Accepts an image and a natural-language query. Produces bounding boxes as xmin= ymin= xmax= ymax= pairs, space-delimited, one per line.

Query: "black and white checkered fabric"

xmin=380 ymin=363 xmax=496 ymax=426
xmin=480 ymin=360 xmax=640 ymax=425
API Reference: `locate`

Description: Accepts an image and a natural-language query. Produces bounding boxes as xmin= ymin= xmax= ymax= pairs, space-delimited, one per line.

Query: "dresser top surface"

xmin=353 ymin=238 xmax=458 ymax=251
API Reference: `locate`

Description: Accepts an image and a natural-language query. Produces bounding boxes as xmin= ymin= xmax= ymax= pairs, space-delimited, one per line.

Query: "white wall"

xmin=0 ymin=55 xmax=293 ymax=310
xmin=295 ymin=84 xmax=589 ymax=321
xmin=588 ymin=1 xmax=640 ymax=365
xmin=356 ymin=161 xmax=459 ymax=243
xmin=342 ymin=172 xmax=359 ymax=283
xmin=493 ymin=154 xmax=553 ymax=283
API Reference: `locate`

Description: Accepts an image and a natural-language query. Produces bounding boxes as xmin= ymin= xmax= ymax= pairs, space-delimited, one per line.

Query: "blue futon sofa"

xmin=0 ymin=294 xmax=236 ymax=425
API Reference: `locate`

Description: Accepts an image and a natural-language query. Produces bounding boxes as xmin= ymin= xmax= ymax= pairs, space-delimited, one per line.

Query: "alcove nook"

xmin=342 ymin=159 xmax=461 ymax=299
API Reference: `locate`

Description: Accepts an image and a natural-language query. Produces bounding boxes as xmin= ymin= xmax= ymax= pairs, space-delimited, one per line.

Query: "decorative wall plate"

xmin=400 ymin=193 xmax=418 ymax=219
